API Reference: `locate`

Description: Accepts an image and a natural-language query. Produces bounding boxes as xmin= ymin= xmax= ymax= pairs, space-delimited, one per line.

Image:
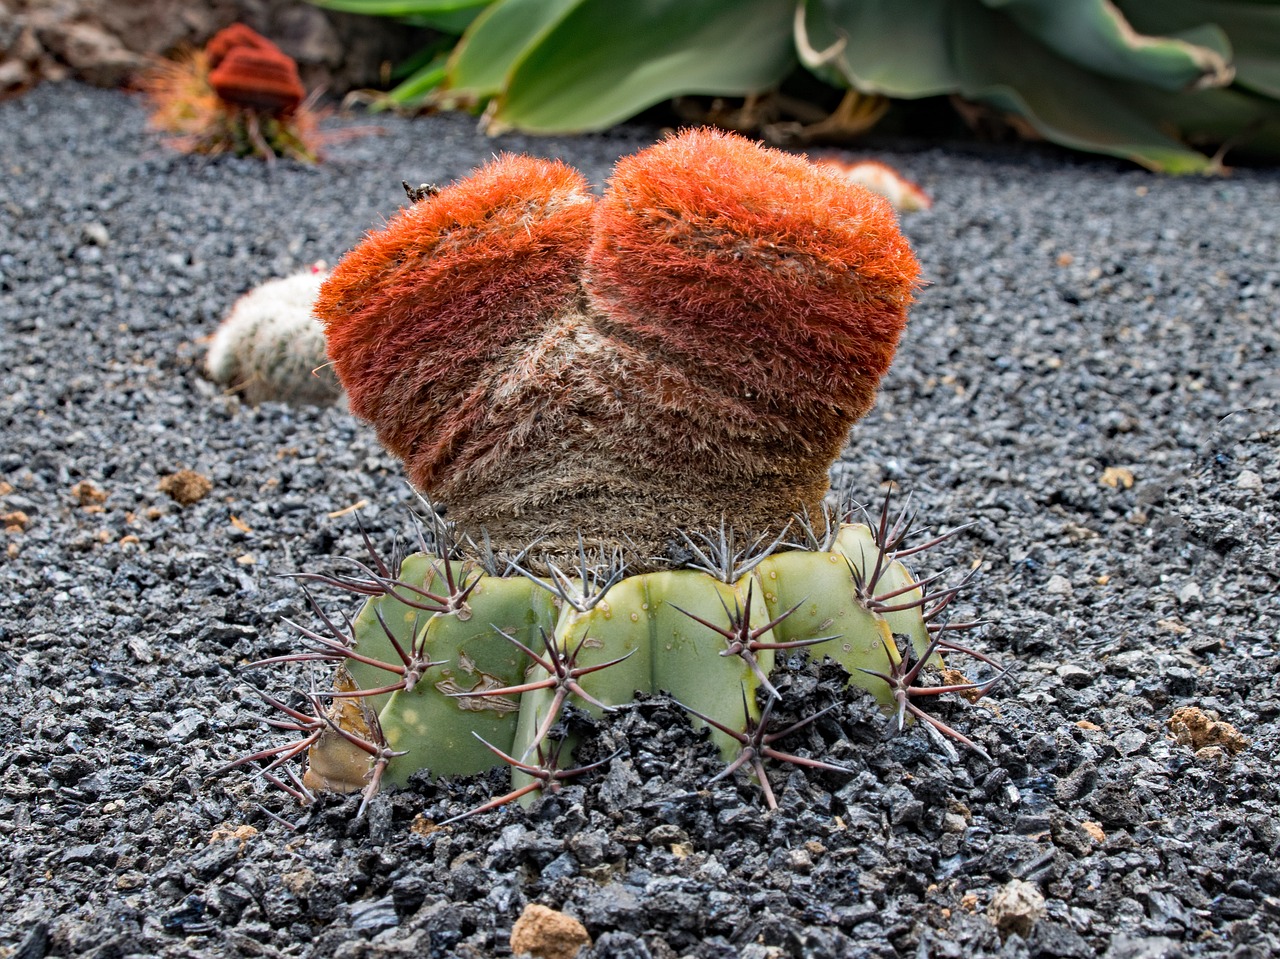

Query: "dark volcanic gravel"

xmin=2 ymin=83 xmax=1279 ymax=959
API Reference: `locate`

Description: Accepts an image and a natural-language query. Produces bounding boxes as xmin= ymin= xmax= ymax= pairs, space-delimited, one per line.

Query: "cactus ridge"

xmin=227 ymin=495 xmax=1005 ymax=819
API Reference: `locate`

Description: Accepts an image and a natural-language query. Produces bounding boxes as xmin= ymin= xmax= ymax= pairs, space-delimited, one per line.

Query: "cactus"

xmin=813 ymin=158 xmax=932 ymax=212
xmin=229 ymin=130 xmax=1003 ymax=814
xmin=143 ymin=24 xmax=319 ymax=163
xmin=205 ymin=265 xmax=343 ymax=406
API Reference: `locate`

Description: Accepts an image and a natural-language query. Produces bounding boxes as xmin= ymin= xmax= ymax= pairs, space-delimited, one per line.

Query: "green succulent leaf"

xmin=444 ymin=0 xmax=582 ymax=101
xmin=805 ymin=0 xmax=1224 ymax=171
xmin=308 ymin=0 xmax=493 ymax=33
xmin=981 ymin=0 xmax=1233 ymax=91
xmin=383 ymin=52 xmax=452 ymax=105
xmin=1118 ymin=0 xmax=1280 ymax=98
xmin=482 ymin=0 xmax=798 ymax=133
xmin=953 ymin=7 xmax=1220 ymax=172
xmin=798 ymin=0 xmax=961 ymax=97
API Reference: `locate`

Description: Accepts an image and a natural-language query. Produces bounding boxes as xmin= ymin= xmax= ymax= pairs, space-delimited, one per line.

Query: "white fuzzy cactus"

xmin=206 ymin=265 xmax=342 ymax=406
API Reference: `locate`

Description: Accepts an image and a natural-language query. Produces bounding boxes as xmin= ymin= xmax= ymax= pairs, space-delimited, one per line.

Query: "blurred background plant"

xmin=143 ymin=24 xmax=322 ymax=162
xmin=309 ymin=0 xmax=1280 ymax=172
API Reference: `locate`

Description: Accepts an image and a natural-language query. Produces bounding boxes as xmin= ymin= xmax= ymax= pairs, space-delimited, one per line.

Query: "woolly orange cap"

xmin=206 ymin=24 xmax=280 ymax=69
xmin=317 ymin=155 xmax=595 ymax=492
xmin=588 ymin=128 xmax=920 ymax=417
xmin=209 ymin=45 xmax=305 ymax=114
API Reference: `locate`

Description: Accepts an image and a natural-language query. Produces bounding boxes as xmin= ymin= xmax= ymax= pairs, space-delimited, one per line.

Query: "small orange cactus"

xmin=143 ymin=24 xmax=319 ymax=162
xmin=317 ymin=130 xmax=921 ymax=568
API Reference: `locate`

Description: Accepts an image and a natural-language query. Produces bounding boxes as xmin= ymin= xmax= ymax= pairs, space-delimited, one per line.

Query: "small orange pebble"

xmin=1081 ymin=821 xmax=1106 ymax=843
xmin=1100 ymin=466 xmax=1135 ymax=489
xmin=70 ymin=480 xmax=107 ymax=506
xmin=209 ymin=823 xmax=258 ymax=847
xmin=158 ymin=469 xmax=212 ymax=506
xmin=1168 ymin=706 xmax=1249 ymax=755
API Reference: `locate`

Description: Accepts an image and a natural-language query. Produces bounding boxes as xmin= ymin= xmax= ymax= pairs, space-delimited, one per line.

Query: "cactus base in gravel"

xmin=233 ymin=498 xmax=1001 ymax=817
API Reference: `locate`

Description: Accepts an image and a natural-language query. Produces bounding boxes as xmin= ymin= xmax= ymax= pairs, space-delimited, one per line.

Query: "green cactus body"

xmin=330 ymin=556 xmax=559 ymax=782
xmin=288 ymin=517 xmax=975 ymax=809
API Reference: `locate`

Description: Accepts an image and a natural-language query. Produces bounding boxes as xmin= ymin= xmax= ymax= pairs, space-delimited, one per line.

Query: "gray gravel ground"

xmin=2 ymin=82 xmax=1278 ymax=959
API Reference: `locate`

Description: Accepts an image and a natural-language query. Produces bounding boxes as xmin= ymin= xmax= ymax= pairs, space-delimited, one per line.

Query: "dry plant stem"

xmin=318 ymin=130 xmax=920 ymax=571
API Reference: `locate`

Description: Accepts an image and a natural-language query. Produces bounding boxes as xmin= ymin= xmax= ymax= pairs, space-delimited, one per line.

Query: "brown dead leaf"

xmin=327 ymin=499 xmax=369 ymax=519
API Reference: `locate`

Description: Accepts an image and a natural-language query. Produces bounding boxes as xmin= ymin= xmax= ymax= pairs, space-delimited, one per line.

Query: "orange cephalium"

xmin=316 ymin=131 xmax=921 ymax=568
xmin=206 ymin=23 xmax=281 ymax=69
xmin=318 ymin=155 xmax=596 ymax=499
xmin=588 ymin=128 xmax=919 ymax=421
xmin=208 ymin=44 xmax=305 ymax=115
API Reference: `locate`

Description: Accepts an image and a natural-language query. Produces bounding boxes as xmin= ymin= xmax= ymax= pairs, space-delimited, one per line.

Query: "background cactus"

xmin=144 ymin=23 xmax=320 ymax=162
xmin=205 ymin=265 xmax=343 ymax=406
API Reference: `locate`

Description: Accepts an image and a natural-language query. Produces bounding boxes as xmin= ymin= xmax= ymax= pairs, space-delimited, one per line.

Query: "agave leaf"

xmin=806 ymin=0 xmax=1220 ymax=171
xmin=383 ymin=52 xmax=452 ymax=105
xmin=798 ymin=0 xmax=961 ymax=97
xmin=1125 ymin=83 xmax=1280 ymax=159
xmin=485 ymin=0 xmax=797 ymax=134
xmin=951 ymin=7 xmax=1221 ymax=171
xmin=308 ymin=0 xmax=490 ymax=14
xmin=1118 ymin=0 xmax=1280 ymax=98
xmin=444 ymin=0 xmax=583 ymax=101
xmin=981 ymin=0 xmax=1233 ymax=91
xmin=309 ymin=0 xmax=493 ymax=33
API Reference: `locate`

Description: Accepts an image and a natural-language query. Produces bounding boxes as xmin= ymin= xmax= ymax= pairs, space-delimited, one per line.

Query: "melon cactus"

xmin=229 ymin=130 xmax=1003 ymax=814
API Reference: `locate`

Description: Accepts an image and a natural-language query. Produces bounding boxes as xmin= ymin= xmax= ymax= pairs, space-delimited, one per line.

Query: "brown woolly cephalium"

xmin=317 ymin=130 xmax=920 ymax=570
